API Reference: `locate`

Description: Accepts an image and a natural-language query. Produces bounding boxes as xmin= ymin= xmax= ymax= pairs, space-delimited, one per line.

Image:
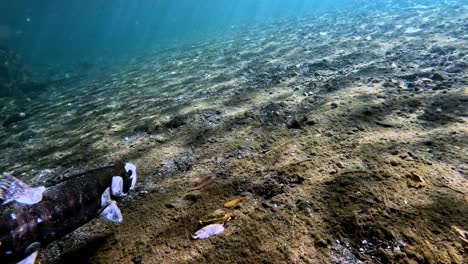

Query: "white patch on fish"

xmin=125 ymin=163 xmax=137 ymax=190
xmin=100 ymin=201 xmax=123 ymax=223
xmin=111 ymin=176 xmax=125 ymax=197
xmin=101 ymin=187 xmax=112 ymax=207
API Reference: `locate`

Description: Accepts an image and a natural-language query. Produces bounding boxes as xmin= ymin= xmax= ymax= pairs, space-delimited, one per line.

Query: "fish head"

xmin=110 ymin=163 xmax=137 ymax=198
xmin=123 ymin=163 xmax=137 ymax=192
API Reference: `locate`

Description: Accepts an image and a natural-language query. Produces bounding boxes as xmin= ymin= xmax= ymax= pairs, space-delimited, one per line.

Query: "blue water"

xmin=0 ymin=0 xmax=457 ymax=74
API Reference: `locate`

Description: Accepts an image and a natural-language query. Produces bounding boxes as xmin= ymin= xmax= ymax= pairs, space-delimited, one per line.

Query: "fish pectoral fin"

xmin=17 ymin=250 xmax=39 ymax=264
xmin=15 ymin=186 xmax=46 ymax=205
xmin=100 ymin=200 xmax=123 ymax=223
xmin=0 ymin=173 xmax=45 ymax=205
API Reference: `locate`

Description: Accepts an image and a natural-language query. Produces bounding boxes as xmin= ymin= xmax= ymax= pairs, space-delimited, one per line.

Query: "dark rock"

xmin=183 ymin=192 xmax=201 ymax=203
xmin=363 ymin=107 xmax=374 ymax=116
xmin=274 ymin=172 xmax=305 ymax=186
xmin=306 ymin=119 xmax=316 ymax=126
xmin=431 ymin=72 xmax=447 ymax=81
xmin=398 ymin=72 xmax=432 ymax=81
xmin=261 ymin=202 xmax=273 ymax=209
xmin=18 ymin=130 xmax=35 ymax=141
xmin=389 ymin=157 xmax=401 ymax=166
xmin=194 ymin=109 xmax=223 ymax=125
xmin=133 ymin=123 xmax=154 ymax=133
xmin=287 ymin=115 xmax=309 ymax=129
xmin=132 ymin=256 xmax=143 ymax=264
xmin=375 ymin=120 xmax=395 ymax=128
xmin=445 ymin=62 xmax=466 ymax=73
xmin=433 ymin=81 xmax=449 ymax=90
xmin=430 ymin=46 xmax=447 ymax=55
xmin=234 ymin=149 xmax=251 ymax=159
xmin=253 ymin=178 xmax=284 ymax=199
xmin=258 ymin=102 xmax=305 ymax=127
xmin=164 ymin=115 xmax=187 ymax=129
xmin=407 ymin=82 xmax=416 ymax=89
xmin=383 ymin=80 xmax=397 ymax=88
xmin=314 ymin=238 xmax=328 ymax=248
xmin=296 ymin=199 xmax=311 ymax=212
xmin=159 ymin=154 xmax=193 ymax=176
xmin=336 ymin=162 xmax=345 ymax=169
xmin=165 ymin=203 xmax=176 ymax=209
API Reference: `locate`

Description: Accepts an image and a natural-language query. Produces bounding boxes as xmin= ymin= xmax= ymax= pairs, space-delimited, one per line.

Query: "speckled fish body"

xmin=0 ymin=163 xmax=136 ymax=263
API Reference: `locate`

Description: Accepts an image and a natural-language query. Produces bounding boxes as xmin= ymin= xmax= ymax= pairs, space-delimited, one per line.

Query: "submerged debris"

xmin=192 ymin=224 xmax=225 ymax=240
xmin=451 ymin=225 xmax=468 ymax=247
xmin=190 ymin=176 xmax=216 ymax=190
xmin=198 ymin=210 xmax=232 ymax=226
xmin=124 ymin=133 xmax=146 ymax=147
xmin=407 ymin=170 xmax=425 ymax=188
xmin=224 ymin=198 xmax=242 ymax=208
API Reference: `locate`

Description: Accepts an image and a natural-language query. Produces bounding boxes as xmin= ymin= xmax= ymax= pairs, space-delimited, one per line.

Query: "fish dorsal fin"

xmin=100 ymin=200 xmax=123 ymax=223
xmin=111 ymin=176 xmax=125 ymax=197
xmin=0 ymin=173 xmax=45 ymax=205
xmin=101 ymin=187 xmax=112 ymax=207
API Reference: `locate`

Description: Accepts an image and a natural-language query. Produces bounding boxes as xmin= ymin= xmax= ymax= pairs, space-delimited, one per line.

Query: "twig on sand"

xmin=264 ymin=139 xmax=294 ymax=155
xmin=262 ymin=158 xmax=313 ymax=173
xmin=190 ymin=176 xmax=216 ymax=190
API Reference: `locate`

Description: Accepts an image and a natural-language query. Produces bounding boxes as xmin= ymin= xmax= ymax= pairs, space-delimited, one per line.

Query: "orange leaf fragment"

xmin=224 ymin=198 xmax=242 ymax=208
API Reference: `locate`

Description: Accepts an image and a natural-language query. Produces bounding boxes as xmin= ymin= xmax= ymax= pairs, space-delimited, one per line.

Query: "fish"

xmin=0 ymin=162 xmax=137 ymax=264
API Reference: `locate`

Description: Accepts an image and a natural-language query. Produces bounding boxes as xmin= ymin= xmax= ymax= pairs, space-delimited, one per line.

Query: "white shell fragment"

xmin=192 ymin=224 xmax=224 ymax=240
